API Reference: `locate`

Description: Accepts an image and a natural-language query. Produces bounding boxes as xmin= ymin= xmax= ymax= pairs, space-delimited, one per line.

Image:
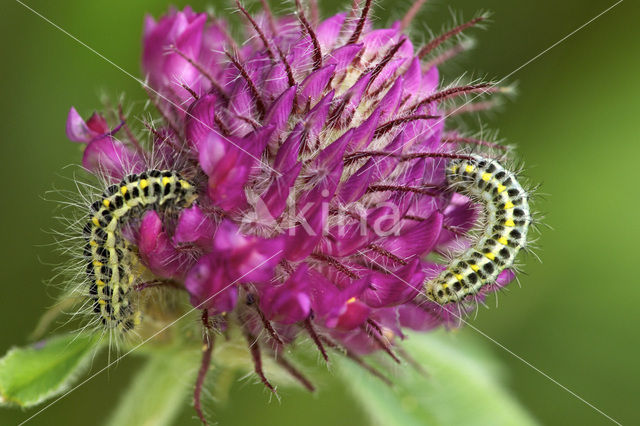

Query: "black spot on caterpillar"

xmin=425 ymin=155 xmax=531 ymax=304
xmin=84 ymin=170 xmax=197 ymax=332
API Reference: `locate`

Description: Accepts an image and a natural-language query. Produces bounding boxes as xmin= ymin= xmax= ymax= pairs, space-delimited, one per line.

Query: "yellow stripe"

xmin=465 ymin=165 xmax=474 ymax=173
xmin=497 ymin=184 xmax=506 ymax=193
xmin=504 ymin=219 xmax=515 ymax=227
xmin=89 ymin=240 xmax=98 ymax=247
xmin=498 ymin=237 xmax=509 ymax=245
xmin=96 ymin=280 xmax=106 ymax=287
xmin=454 ymin=273 xmax=464 ymax=281
xmin=120 ymin=186 xmax=128 ymax=195
xmin=485 ymin=252 xmax=495 ymax=261
xmin=470 ymin=264 xmax=480 ymax=272
xmin=103 ymin=199 xmax=110 ymax=208
xmin=92 ymin=217 xmax=100 ymax=227
xmin=482 ymin=173 xmax=492 ymax=181
xmin=139 ymin=179 xmax=148 ymax=189
xmin=162 ymin=177 xmax=171 ymax=186
xmin=98 ymin=299 xmax=106 ymax=305
xmin=504 ymin=201 xmax=514 ymax=209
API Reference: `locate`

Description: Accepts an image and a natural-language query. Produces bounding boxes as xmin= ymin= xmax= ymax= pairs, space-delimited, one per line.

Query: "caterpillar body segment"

xmin=84 ymin=170 xmax=197 ymax=332
xmin=425 ymin=155 xmax=531 ymax=305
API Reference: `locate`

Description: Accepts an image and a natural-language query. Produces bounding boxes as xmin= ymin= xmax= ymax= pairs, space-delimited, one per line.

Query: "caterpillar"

xmin=425 ymin=155 xmax=531 ymax=304
xmin=83 ymin=169 xmax=197 ymax=332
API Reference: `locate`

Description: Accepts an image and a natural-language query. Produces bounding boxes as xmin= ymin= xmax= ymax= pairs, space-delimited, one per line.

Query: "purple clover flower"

xmin=66 ymin=0 xmax=514 ymax=399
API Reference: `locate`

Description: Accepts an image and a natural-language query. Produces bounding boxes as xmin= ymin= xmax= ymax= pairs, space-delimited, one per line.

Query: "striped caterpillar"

xmin=425 ymin=155 xmax=531 ymax=304
xmin=83 ymin=170 xmax=197 ymax=332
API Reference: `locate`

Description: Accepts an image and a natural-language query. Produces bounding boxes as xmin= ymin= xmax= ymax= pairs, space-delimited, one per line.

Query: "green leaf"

xmin=336 ymin=329 xmax=538 ymax=426
xmin=106 ymin=349 xmax=200 ymax=426
xmin=0 ymin=333 xmax=99 ymax=408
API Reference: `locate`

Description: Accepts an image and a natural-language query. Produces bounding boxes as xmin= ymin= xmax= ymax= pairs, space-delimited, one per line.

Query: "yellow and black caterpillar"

xmin=425 ymin=155 xmax=531 ymax=304
xmin=83 ymin=170 xmax=197 ymax=332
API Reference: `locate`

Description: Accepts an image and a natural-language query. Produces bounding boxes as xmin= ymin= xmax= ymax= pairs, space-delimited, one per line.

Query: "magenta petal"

xmin=263 ymin=62 xmax=291 ymax=97
xmin=143 ymin=8 xmax=207 ymax=94
xmin=438 ymin=194 xmax=479 ymax=246
xmin=348 ymin=107 xmax=380 ymax=152
xmin=260 ymin=162 xmax=302 ymax=219
xmin=185 ymin=255 xmax=238 ymax=313
xmin=82 ymin=137 xmax=144 ymax=180
xmin=398 ymin=304 xmax=444 ymax=331
xmin=403 ymin=58 xmax=422 ymax=95
xmin=213 ymin=220 xmax=283 ymax=282
xmin=143 ymin=14 xmax=157 ymax=38
xmin=138 ymin=211 xmax=185 ymax=279
xmin=302 ymin=91 xmax=334 ymax=140
xmin=330 ymin=329 xmax=381 ymax=355
xmin=228 ymin=78 xmax=256 ymax=120
xmin=199 ymin=133 xmax=253 ymax=211
xmin=273 ymin=124 xmax=303 ymax=172
xmin=313 ymin=128 xmax=352 ymax=170
xmin=324 ymin=44 xmax=363 ymax=71
xmin=284 ymin=200 xmax=326 ymax=262
xmin=185 ymin=220 xmax=283 ymax=313
xmin=362 ymin=29 xmax=398 ymax=50
xmin=377 ymin=77 xmax=404 ymax=121
xmin=378 ymin=211 xmax=444 ymax=258
xmin=66 ymin=107 xmax=98 ymax=143
xmin=295 ymin=130 xmax=350 ymax=208
xmin=308 ymin=270 xmax=370 ymax=331
xmin=325 ymin=300 xmax=370 ymax=331
xmin=315 ymin=13 xmax=346 ymax=50
xmin=497 ymin=269 xmax=516 ymax=286
xmin=298 ymin=64 xmax=336 ymax=105
xmin=197 ymin=132 xmax=228 ymax=175
xmin=340 ymin=73 xmax=371 ymax=119
xmin=371 ymin=58 xmax=407 ymax=94
xmin=482 ymin=269 xmax=517 ymax=294
xmin=367 ymin=204 xmax=403 ymax=236
xmin=321 ymin=221 xmax=372 ymax=257
xmin=264 ymin=86 xmax=296 ymax=136
xmin=173 ymin=204 xmax=217 ymax=249
xmin=444 ymin=194 xmax=478 ymax=231
xmin=185 ymin=94 xmax=217 ymax=149
xmin=86 ymin=112 xmax=109 ymax=134
xmin=361 ymin=258 xmax=426 ymax=308
xmin=206 ymin=179 xmax=245 ymax=209
xmin=421 ymin=65 xmax=440 ymax=94
xmin=175 ymin=14 xmax=206 ymax=58
xmin=338 ymin=162 xmax=375 ymax=204
xmin=259 ymin=264 xmax=311 ymax=324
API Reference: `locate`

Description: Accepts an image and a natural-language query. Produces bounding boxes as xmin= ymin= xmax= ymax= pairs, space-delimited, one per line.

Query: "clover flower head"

xmin=64 ymin=0 xmax=520 ymax=407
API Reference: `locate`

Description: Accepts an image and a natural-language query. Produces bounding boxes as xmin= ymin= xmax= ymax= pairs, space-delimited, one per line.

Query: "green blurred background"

xmin=0 ymin=0 xmax=638 ymax=424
